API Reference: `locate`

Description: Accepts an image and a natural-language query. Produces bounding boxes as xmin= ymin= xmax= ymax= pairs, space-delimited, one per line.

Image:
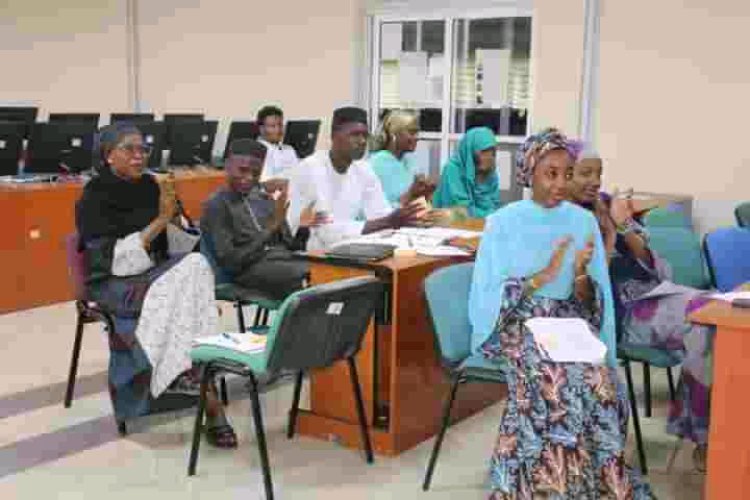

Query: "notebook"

xmin=193 ymin=332 xmax=267 ymax=354
xmin=525 ymin=317 xmax=607 ymax=365
xmin=325 ymin=243 xmax=396 ymax=262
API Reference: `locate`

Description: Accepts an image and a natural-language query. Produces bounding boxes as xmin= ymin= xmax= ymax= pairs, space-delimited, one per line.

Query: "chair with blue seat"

xmin=187 ymin=276 xmax=382 ymax=500
xmin=735 ymin=202 xmax=750 ymax=228
xmin=200 ymin=231 xmax=281 ymax=332
xmin=421 ymin=262 xmax=507 ymax=492
xmin=704 ymin=227 xmax=750 ymax=292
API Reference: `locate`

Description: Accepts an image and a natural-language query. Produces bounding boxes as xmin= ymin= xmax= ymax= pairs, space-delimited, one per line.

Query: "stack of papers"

xmin=332 ymin=227 xmax=481 ymax=257
xmin=525 ymin=318 xmax=607 ymax=365
xmin=193 ymin=332 xmax=267 ymax=354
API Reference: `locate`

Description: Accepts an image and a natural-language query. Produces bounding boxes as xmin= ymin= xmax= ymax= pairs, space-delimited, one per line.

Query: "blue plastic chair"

xmin=704 ymin=227 xmax=750 ymax=292
xmin=646 ymin=226 xmax=711 ymax=290
xmin=421 ymin=262 xmax=507 ymax=491
xmin=735 ymin=202 xmax=750 ymax=227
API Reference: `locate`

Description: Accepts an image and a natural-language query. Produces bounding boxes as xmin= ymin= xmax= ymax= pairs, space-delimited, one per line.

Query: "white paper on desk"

xmin=415 ymin=246 xmax=471 ymax=257
xmin=525 ymin=318 xmax=607 ymax=365
xmin=193 ymin=332 xmax=267 ymax=354
xmin=710 ymin=291 xmax=750 ymax=303
xmin=397 ymin=227 xmax=482 ymax=240
xmin=636 ymin=281 xmax=700 ymax=301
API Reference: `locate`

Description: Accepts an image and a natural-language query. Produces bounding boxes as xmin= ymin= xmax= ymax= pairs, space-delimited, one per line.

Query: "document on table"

xmin=710 ymin=291 xmax=750 ymax=303
xmin=193 ymin=332 xmax=267 ymax=354
xmin=525 ymin=318 xmax=607 ymax=364
xmin=331 ymin=227 xmax=481 ymax=255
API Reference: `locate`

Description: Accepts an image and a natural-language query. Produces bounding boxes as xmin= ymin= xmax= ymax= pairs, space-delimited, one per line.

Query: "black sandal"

xmin=205 ymin=417 xmax=238 ymax=449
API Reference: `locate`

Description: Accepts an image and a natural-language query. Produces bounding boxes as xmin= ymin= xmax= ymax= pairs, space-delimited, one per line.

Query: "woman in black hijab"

xmin=77 ymin=123 xmax=237 ymax=448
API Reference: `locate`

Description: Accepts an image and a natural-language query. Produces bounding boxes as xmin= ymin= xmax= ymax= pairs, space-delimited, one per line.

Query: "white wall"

xmin=597 ymin=0 xmax=750 ymax=232
xmin=0 ymin=0 xmax=129 ymax=122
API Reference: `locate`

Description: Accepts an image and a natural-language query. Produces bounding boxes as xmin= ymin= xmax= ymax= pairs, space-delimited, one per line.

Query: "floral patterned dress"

xmin=480 ymin=279 xmax=653 ymax=499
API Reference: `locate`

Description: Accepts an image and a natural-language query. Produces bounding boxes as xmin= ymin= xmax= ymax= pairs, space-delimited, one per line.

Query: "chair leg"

xmin=236 ymin=302 xmax=247 ymax=333
xmin=422 ymin=373 xmax=462 ymax=491
xmin=666 ymin=367 xmax=676 ymax=401
xmin=286 ymin=371 xmax=304 ymax=439
xmin=64 ymin=313 xmax=86 ymax=408
xmin=117 ymin=421 xmax=128 ymax=436
xmin=248 ymin=374 xmax=274 ymax=500
xmin=219 ymin=376 xmax=229 ymax=406
xmin=252 ymin=307 xmax=263 ymax=328
xmin=347 ymin=357 xmax=374 ymax=464
xmin=624 ymin=361 xmax=648 ymax=475
xmin=260 ymin=308 xmax=270 ymax=326
xmin=187 ymin=365 xmax=212 ymax=476
xmin=642 ymin=362 xmax=652 ymax=418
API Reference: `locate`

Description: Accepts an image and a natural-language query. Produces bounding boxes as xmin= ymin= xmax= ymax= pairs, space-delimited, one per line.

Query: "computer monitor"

xmin=167 ymin=120 xmax=217 ymax=166
xmin=163 ymin=114 xmax=205 ymax=148
xmin=0 ymin=106 xmax=38 ymax=139
xmin=0 ymin=121 xmax=26 ymax=176
xmin=419 ymin=108 xmax=442 ymax=133
xmin=133 ymin=121 xmax=167 ymax=169
xmin=48 ymin=113 xmax=100 ymax=128
xmin=110 ymin=113 xmax=155 ymax=125
xmin=26 ymin=122 xmax=96 ymax=174
xmin=283 ymin=120 xmax=320 ymax=159
xmin=222 ymin=120 xmax=260 ymax=159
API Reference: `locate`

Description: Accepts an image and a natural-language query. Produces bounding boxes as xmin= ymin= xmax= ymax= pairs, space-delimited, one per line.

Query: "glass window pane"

xmin=451 ymin=17 xmax=532 ymax=137
xmin=412 ymin=139 xmax=442 ymax=180
xmin=378 ymin=21 xmax=445 ymax=133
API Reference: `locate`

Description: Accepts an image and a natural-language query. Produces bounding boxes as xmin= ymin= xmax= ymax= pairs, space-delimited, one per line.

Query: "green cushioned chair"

xmin=643 ymin=205 xmax=691 ymax=228
xmin=187 ymin=276 xmax=383 ymax=500
xmin=645 ymin=226 xmax=711 ymax=290
xmin=421 ymin=262 xmax=508 ymax=491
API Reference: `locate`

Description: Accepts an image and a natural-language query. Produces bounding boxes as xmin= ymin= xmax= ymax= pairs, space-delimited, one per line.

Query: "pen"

xmin=222 ymin=332 xmax=240 ymax=344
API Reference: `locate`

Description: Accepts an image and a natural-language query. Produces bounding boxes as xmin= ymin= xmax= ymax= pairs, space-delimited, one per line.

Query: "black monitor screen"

xmin=27 ymin=122 xmax=96 ymax=174
xmin=48 ymin=113 xmax=100 ymax=128
xmin=222 ymin=121 xmax=260 ymax=159
xmin=168 ymin=120 xmax=217 ymax=166
xmin=283 ymin=120 xmax=320 ymax=159
xmin=133 ymin=121 xmax=167 ymax=169
xmin=110 ymin=113 xmax=156 ymax=125
xmin=0 ymin=107 xmax=38 ymax=139
xmin=0 ymin=121 xmax=26 ymax=176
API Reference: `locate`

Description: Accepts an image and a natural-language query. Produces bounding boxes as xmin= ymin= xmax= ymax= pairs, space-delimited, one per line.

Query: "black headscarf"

xmin=77 ymin=123 xmax=167 ymax=261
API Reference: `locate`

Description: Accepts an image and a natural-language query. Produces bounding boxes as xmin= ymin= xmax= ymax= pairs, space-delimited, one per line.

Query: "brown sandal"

xmin=205 ymin=422 xmax=238 ymax=449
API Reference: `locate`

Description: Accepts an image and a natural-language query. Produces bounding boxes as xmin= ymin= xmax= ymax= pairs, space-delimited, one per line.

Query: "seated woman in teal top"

xmin=369 ymin=110 xmax=424 ymax=208
xmin=432 ymin=126 xmax=501 ymax=218
xmin=469 ymin=128 xmax=652 ymax=498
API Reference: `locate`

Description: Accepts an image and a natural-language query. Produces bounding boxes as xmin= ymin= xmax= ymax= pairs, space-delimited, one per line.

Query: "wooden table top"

xmin=690 ymin=284 xmax=750 ymax=329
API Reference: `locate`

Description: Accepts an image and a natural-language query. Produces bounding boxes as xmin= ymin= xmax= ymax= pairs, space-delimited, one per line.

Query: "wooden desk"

xmin=0 ymin=168 xmax=225 ymax=313
xmin=689 ymin=286 xmax=750 ymax=500
xmin=296 ymin=253 xmax=505 ymax=456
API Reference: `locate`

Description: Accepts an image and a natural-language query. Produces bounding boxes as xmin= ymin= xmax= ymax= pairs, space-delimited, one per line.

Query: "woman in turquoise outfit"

xmin=369 ymin=110 xmax=423 ymax=208
xmin=433 ymin=126 xmax=501 ymax=218
xmin=470 ymin=128 xmax=652 ymax=498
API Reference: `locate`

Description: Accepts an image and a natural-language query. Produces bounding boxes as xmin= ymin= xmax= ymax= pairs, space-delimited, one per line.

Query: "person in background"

xmin=469 ymin=128 xmax=652 ymax=498
xmin=256 ymin=105 xmax=298 ymax=190
xmin=568 ymin=152 xmax=713 ymax=471
xmin=76 ymin=123 xmax=237 ymax=448
xmin=201 ymin=139 xmax=325 ymax=300
xmin=287 ymin=106 xmax=426 ymax=251
xmin=369 ymin=109 xmax=436 ymax=208
xmin=432 ymin=126 xmax=501 ymax=219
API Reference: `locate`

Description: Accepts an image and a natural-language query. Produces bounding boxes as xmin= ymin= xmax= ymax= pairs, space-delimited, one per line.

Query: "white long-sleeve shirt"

xmin=288 ymin=150 xmax=392 ymax=251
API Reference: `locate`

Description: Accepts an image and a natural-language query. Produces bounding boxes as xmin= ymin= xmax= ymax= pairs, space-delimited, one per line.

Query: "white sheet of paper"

xmin=476 ymin=49 xmax=511 ymax=106
xmin=710 ymin=291 xmax=750 ymax=303
xmin=415 ymin=246 xmax=471 ymax=257
xmin=525 ymin=317 xmax=607 ymax=364
xmin=399 ymin=51 xmax=428 ymax=104
xmin=193 ymin=332 xmax=267 ymax=354
xmin=381 ymin=23 xmax=403 ymax=60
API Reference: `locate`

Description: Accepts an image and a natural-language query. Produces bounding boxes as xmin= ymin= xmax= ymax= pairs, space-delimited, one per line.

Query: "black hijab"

xmin=77 ymin=123 xmax=167 ymax=260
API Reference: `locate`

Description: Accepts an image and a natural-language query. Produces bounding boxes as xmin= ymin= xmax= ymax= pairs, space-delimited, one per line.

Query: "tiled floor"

xmin=0 ymin=302 xmax=705 ymax=499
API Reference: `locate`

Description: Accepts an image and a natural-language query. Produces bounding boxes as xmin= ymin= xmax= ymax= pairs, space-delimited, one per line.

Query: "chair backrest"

xmin=262 ymin=276 xmax=383 ymax=373
xmin=703 ymin=227 xmax=750 ymax=292
xmin=65 ymin=233 xmax=87 ymax=300
xmin=647 ymin=226 xmax=711 ymax=289
xmin=735 ymin=202 xmax=750 ymax=228
xmin=424 ymin=262 xmax=474 ymax=366
xmin=643 ymin=205 xmax=691 ymax=228
xmin=199 ymin=230 xmax=231 ymax=285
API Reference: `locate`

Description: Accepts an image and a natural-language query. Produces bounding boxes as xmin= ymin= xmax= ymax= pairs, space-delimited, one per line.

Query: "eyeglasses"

xmin=115 ymin=143 xmax=152 ymax=156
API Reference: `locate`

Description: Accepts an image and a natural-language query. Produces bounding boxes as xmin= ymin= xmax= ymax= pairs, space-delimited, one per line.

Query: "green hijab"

xmin=432 ymin=127 xmax=500 ymax=218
